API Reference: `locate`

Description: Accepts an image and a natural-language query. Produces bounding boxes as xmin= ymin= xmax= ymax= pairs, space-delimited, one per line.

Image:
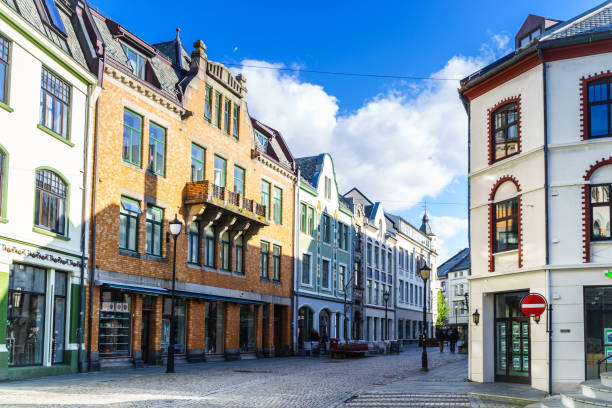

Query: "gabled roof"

xmin=437 ymin=248 xmax=470 ymax=278
xmin=343 ymin=187 xmax=373 ymax=207
xmin=251 ymin=117 xmax=297 ymax=173
xmin=295 ymin=155 xmax=321 ymax=187
xmin=3 ymin=0 xmax=88 ymax=68
xmin=542 ymin=1 xmax=612 ymax=41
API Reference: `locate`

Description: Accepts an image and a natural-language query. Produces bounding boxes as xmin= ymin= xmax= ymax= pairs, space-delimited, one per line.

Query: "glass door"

xmin=495 ymin=291 xmax=530 ymax=383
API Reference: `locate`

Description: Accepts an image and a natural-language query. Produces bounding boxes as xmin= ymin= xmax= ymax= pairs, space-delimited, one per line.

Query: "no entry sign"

xmin=520 ymin=293 xmax=547 ymax=317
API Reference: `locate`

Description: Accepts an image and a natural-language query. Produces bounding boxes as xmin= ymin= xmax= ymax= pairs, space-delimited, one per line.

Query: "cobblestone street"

xmin=0 ymin=346 xmax=540 ymax=407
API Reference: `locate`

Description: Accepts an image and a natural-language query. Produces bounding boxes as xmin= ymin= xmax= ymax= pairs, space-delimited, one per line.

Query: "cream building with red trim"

xmin=461 ymin=2 xmax=612 ymax=394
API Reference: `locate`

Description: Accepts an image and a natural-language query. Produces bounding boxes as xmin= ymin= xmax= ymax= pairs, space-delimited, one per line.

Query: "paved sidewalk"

xmin=0 ymin=346 xmax=546 ymax=407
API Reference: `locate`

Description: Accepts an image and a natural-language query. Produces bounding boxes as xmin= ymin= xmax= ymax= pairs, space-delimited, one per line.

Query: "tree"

xmin=436 ymin=291 xmax=450 ymax=327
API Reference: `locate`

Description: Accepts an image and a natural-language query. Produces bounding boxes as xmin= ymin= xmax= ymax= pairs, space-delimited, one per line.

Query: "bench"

xmin=330 ymin=339 xmax=368 ymax=358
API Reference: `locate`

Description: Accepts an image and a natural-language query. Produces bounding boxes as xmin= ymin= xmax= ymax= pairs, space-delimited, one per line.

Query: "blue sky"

xmin=91 ymin=0 xmax=596 ymax=261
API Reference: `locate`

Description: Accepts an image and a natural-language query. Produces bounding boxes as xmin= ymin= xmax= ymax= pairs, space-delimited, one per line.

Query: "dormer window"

xmin=122 ymin=44 xmax=146 ymax=79
xmin=255 ymin=130 xmax=268 ymax=150
xmin=518 ymin=28 xmax=541 ymax=48
xmin=34 ymin=0 xmax=67 ymax=37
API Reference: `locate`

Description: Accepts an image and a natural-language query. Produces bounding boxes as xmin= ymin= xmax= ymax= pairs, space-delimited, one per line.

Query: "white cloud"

xmin=239 ymin=36 xmax=503 ymax=257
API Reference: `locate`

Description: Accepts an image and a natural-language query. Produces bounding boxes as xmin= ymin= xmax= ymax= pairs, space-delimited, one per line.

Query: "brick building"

xmin=83 ymin=10 xmax=296 ymax=369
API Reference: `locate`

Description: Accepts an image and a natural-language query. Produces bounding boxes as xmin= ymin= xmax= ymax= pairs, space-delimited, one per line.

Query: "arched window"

xmin=489 ymin=176 xmax=522 ymax=271
xmin=494 ymin=198 xmax=519 ymax=251
xmin=492 ymin=103 xmax=518 ymax=162
xmin=34 ymin=169 xmax=67 ymax=235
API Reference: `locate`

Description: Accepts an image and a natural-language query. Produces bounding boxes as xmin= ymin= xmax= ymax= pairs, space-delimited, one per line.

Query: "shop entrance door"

xmin=494 ymin=291 xmax=530 ymax=384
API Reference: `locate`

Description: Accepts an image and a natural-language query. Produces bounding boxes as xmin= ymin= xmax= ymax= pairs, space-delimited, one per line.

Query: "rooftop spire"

xmin=420 ymin=211 xmax=434 ymax=236
xmin=175 ymin=27 xmax=181 ymax=43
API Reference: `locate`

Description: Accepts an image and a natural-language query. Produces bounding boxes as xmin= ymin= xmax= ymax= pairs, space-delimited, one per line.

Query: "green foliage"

xmin=436 ymin=291 xmax=450 ymax=327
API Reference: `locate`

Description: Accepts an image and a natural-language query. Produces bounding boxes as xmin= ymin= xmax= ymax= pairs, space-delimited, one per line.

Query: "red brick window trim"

xmin=488 ymin=176 xmax=523 ymax=272
xmin=487 ymin=96 xmax=522 ymax=166
xmin=580 ymin=72 xmax=612 ymax=141
xmin=582 ymin=157 xmax=612 ymax=263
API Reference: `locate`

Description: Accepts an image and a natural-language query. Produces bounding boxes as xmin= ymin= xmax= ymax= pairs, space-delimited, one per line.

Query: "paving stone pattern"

xmin=0 ymin=346 xmax=535 ymax=407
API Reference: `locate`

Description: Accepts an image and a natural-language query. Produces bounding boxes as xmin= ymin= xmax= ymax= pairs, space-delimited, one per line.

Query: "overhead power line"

xmin=224 ymin=62 xmax=462 ymax=81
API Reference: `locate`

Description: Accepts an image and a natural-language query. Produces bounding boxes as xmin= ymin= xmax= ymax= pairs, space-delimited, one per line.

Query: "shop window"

xmin=145 ymin=205 xmax=163 ymax=256
xmin=0 ymin=35 xmax=9 ymax=104
xmin=220 ymin=231 xmax=230 ymax=270
xmin=272 ymin=245 xmax=281 ymax=281
xmin=52 ymin=271 xmax=67 ymax=364
xmin=235 ymin=235 xmax=243 ymax=274
xmin=99 ymin=290 xmax=131 ymax=358
xmin=191 ymin=144 xmax=205 ymax=182
xmin=40 ymin=67 xmax=70 ymax=139
xmin=205 ymin=227 xmax=215 ymax=267
xmin=260 ymin=241 xmax=269 ymax=279
xmin=7 ymin=264 xmax=46 ymax=366
xmin=188 ymin=222 xmax=200 ymax=264
xmin=205 ymin=301 xmax=224 ymax=355
xmin=591 ymin=184 xmax=611 ymax=240
xmin=162 ymin=297 xmax=185 ymax=356
xmin=148 ymin=122 xmax=166 ymax=177
xmin=119 ymin=197 xmax=140 ymax=252
xmin=239 ymin=305 xmax=255 ymax=353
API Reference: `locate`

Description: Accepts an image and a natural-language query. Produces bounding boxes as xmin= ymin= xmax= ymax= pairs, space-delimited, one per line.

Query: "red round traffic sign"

xmin=520 ymin=293 xmax=547 ymax=317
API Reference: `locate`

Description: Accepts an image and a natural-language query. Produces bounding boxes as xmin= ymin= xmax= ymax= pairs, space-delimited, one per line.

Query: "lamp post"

xmin=166 ymin=214 xmax=183 ymax=374
xmin=383 ymin=289 xmax=390 ymax=340
xmin=419 ymin=263 xmax=431 ymax=372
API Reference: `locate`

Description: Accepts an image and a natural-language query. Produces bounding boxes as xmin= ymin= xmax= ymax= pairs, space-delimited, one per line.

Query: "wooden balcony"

xmin=184 ymin=181 xmax=268 ymax=230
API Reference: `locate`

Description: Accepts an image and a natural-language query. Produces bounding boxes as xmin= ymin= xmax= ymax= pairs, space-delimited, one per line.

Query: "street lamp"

xmin=419 ymin=263 xmax=431 ymax=372
xmin=472 ymin=309 xmax=480 ymax=326
xmin=166 ymin=214 xmax=183 ymax=374
xmin=383 ymin=289 xmax=390 ymax=340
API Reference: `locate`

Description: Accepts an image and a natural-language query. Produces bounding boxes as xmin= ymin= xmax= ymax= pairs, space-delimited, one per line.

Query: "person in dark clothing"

xmin=320 ymin=331 xmax=329 ymax=353
xmin=449 ymin=328 xmax=459 ymax=353
xmin=311 ymin=329 xmax=319 ymax=342
xmin=436 ymin=327 xmax=445 ymax=352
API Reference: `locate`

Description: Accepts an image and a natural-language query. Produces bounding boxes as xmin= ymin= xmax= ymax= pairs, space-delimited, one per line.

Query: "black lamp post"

xmin=419 ymin=263 xmax=431 ymax=372
xmin=383 ymin=289 xmax=390 ymax=340
xmin=166 ymin=214 xmax=183 ymax=374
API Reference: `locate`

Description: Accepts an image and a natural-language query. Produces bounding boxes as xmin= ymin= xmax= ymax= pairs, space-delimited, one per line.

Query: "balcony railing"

xmin=185 ymin=180 xmax=267 ymax=221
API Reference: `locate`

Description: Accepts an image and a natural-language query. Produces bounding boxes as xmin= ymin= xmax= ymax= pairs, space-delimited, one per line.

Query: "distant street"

xmin=0 ymin=346 xmax=541 ymax=407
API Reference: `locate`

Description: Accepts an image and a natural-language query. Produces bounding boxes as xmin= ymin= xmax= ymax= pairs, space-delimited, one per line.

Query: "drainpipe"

xmin=459 ymin=92 xmax=471 ymax=380
xmin=538 ymin=47 xmax=553 ymax=396
xmin=293 ymin=168 xmax=300 ymax=353
xmin=77 ymin=84 xmax=92 ymax=372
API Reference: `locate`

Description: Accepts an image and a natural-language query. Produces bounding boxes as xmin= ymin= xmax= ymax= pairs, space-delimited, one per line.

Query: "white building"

xmin=437 ymin=249 xmax=469 ymax=337
xmin=461 ymin=3 xmax=612 ymax=393
xmin=0 ymin=0 xmax=99 ymax=379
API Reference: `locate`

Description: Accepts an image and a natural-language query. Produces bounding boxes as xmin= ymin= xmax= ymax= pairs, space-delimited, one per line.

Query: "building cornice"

xmin=253 ymin=152 xmax=297 ymax=182
xmin=469 ymin=145 xmax=544 ymax=178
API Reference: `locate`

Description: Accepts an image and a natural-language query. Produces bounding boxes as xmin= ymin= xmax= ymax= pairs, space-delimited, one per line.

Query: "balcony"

xmin=184 ymin=181 xmax=268 ymax=235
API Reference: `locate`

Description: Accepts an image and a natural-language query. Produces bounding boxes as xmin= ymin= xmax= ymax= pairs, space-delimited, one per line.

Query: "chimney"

xmin=190 ymin=40 xmax=207 ymax=73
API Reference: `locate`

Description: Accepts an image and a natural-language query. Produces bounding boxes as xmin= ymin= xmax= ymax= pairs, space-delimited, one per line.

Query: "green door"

xmin=495 ymin=292 xmax=530 ymax=383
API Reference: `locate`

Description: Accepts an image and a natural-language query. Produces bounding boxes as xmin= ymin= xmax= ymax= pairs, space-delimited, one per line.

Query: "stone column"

xmin=131 ymin=294 xmax=143 ymax=367
xmin=254 ymin=304 xmax=263 ymax=358
xmin=264 ymin=303 xmax=275 ymax=357
xmin=186 ymin=299 xmax=206 ymax=362
xmin=150 ymin=295 xmax=163 ymax=364
xmin=224 ymin=302 xmax=240 ymax=360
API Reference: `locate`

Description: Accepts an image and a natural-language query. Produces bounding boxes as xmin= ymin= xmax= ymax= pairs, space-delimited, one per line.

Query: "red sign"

xmin=520 ymin=293 xmax=547 ymax=317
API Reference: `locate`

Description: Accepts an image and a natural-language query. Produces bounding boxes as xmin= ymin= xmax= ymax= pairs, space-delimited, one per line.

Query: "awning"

xmin=96 ymin=280 xmax=169 ymax=295
xmin=95 ymin=280 xmax=265 ymax=304
xmin=175 ymin=290 xmax=266 ymax=305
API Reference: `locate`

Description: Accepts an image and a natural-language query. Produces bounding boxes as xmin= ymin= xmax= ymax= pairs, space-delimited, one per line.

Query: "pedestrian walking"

xmin=436 ymin=327 xmax=445 ymax=352
xmin=449 ymin=328 xmax=459 ymax=353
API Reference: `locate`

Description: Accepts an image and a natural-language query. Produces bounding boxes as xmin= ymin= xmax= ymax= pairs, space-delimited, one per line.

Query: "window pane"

xmin=214 ymin=156 xmax=226 ymax=187
xmin=593 ymin=206 xmax=611 ymax=239
xmin=589 ymin=83 xmax=607 ymax=102
xmin=591 ymin=185 xmax=610 ymax=204
xmin=591 ymin=104 xmax=608 ymax=136
xmin=191 ymin=144 xmax=205 ymax=182
xmin=52 ymin=296 xmax=66 ymax=364
xmin=0 ymin=62 xmax=7 ymax=104
xmin=234 ymin=167 xmax=245 ymax=195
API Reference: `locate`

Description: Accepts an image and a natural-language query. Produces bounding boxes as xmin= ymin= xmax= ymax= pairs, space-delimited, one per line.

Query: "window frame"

xmin=191 ymin=144 xmax=205 ymax=182
xmin=188 ymin=221 xmax=200 ymax=264
xmin=122 ymin=108 xmax=142 ymax=167
xmin=205 ymin=227 xmax=216 ymax=267
xmin=213 ymin=155 xmax=226 ymax=188
xmin=493 ymin=197 xmax=519 ymax=253
xmin=233 ymin=166 xmax=245 ymax=196
xmin=148 ymin=122 xmax=166 ymax=177
xmin=300 ymin=203 xmax=307 ymax=234
xmin=321 ymin=258 xmax=331 ymax=289
xmin=220 ymin=231 xmax=230 ymax=270
xmin=322 ymin=214 xmax=331 ymax=244
xmin=301 ymin=253 xmax=312 ymax=285
xmin=145 ymin=205 xmax=163 ymax=257
xmin=273 ymin=186 xmax=282 ymax=224
xmin=232 ymin=103 xmax=240 ymax=138
xmin=40 ymin=67 xmax=71 ymax=139
xmin=260 ymin=241 xmax=269 ymax=279
xmin=587 ymin=78 xmax=612 ymax=139
xmin=491 ymin=102 xmax=519 ymax=163
xmin=224 ymin=98 xmax=231 ymax=134
xmin=272 ymin=245 xmax=281 ymax=281
xmin=119 ymin=196 xmax=140 ymax=252
xmin=204 ymin=85 xmax=212 ymax=122
xmin=0 ymin=34 xmax=10 ymax=105
xmin=590 ymin=183 xmax=612 ymax=241
xmin=235 ymin=235 xmax=244 ymax=274
xmin=215 ymin=92 xmax=222 ymax=129
xmin=261 ymin=180 xmax=271 ymax=218
xmin=0 ymin=146 xmax=7 ymax=220
xmin=121 ymin=44 xmax=146 ymax=80
xmin=34 ymin=168 xmax=68 ymax=236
